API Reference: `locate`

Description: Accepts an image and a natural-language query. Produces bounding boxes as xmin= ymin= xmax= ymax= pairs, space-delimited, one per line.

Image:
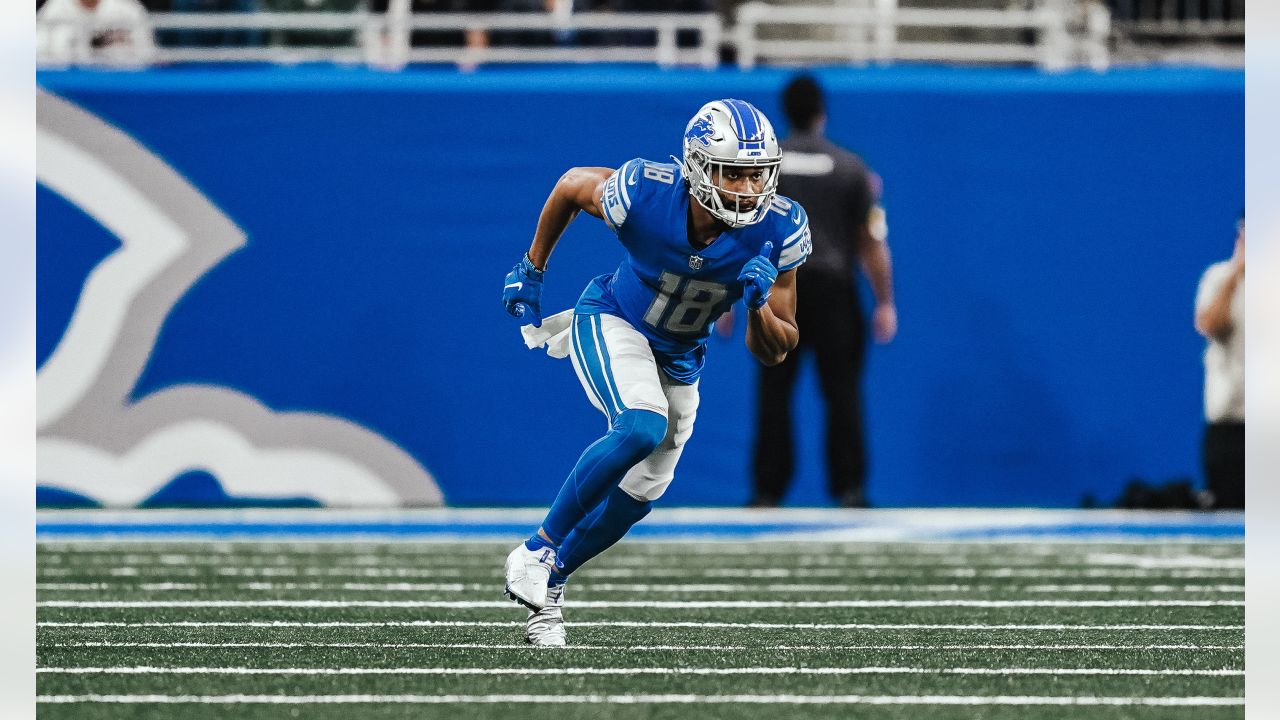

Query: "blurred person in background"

xmin=749 ymin=74 xmax=896 ymax=509
xmin=1193 ymin=210 xmax=1245 ymax=509
xmin=37 ymin=0 xmax=156 ymax=65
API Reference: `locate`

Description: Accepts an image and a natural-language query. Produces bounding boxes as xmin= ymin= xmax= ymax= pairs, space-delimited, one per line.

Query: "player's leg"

xmin=1203 ymin=421 xmax=1244 ymax=509
xmin=543 ymin=312 xmax=670 ymax=540
xmin=554 ymin=373 xmax=700 ymax=577
xmin=751 ymin=339 xmax=803 ymax=507
xmin=506 ymin=312 xmax=668 ymax=611
xmin=812 ymin=275 xmax=868 ymax=506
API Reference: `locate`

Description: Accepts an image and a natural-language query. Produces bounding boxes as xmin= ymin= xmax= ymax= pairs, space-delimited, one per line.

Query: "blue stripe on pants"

xmin=590 ymin=315 xmax=627 ymax=414
xmin=573 ymin=314 xmax=625 ymax=419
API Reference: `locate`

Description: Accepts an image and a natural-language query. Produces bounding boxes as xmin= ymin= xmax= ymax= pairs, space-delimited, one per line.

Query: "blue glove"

xmin=738 ymin=241 xmax=777 ymax=311
xmin=502 ymin=253 xmax=545 ymax=327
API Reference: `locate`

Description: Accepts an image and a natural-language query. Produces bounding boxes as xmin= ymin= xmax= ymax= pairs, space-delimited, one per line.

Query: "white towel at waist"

xmin=520 ymin=308 xmax=575 ymax=359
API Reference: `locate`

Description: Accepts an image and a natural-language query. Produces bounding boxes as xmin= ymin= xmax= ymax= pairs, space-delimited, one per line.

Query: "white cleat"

xmin=504 ymin=543 xmax=558 ymax=610
xmin=526 ymin=583 xmax=566 ymax=647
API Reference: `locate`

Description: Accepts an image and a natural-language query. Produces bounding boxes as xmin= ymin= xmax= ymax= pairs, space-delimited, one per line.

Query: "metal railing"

xmin=1107 ymin=0 xmax=1243 ymax=66
xmin=36 ymin=10 xmax=723 ymax=69
xmin=36 ymin=0 xmax=1246 ymax=70
xmin=398 ymin=12 xmax=721 ymax=68
xmin=1109 ymin=0 xmax=1243 ymax=36
xmin=734 ymin=0 xmax=1110 ymax=70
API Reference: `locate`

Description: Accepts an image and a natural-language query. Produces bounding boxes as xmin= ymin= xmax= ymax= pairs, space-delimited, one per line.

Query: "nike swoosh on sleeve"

xmin=505 ymin=282 xmax=523 ymax=291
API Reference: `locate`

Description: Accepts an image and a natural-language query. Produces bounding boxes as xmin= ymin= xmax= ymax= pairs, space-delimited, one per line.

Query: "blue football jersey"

xmin=576 ymin=158 xmax=812 ymax=383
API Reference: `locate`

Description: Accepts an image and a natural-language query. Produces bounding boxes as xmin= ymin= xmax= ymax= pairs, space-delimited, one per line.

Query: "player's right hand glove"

xmin=738 ymin=241 xmax=777 ymax=311
xmin=502 ymin=253 xmax=545 ymax=327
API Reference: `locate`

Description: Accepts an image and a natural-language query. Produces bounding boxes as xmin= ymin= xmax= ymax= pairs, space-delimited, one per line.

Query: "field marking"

xmin=1087 ymin=554 xmax=1244 ymax=569
xmin=37 ymin=666 xmax=1245 ymax=677
xmin=39 ymin=583 xmax=204 ymax=591
xmin=41 ymin=554 xmax=1244 ymax=570
xmin=36 ymin=599 xmax=1246 ymax=609
xmin=37 ymin=538 xmax=1242 ymax=549
xmin=38 ymin=540 xmax=1243 ymax=554
xmin=1017 ymin=584 xmax=1243 ymax=593
xmin=37 ymin=620 xmax=1244 ymax=630
xmin=35 ymin=694 xmax=1245 ymax=706
xmin=33 ymin=581 xmax=1247 ymax=594
xmin=36 ymin=566 xmax=1245 ymax=579
xmin=41 ymin=642 xmax=1245 ymax=651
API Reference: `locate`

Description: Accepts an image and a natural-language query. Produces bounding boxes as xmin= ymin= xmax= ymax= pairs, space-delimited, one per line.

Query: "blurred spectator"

xmin=161 ymin=0 xmax=261 ymax=48
xmin=1193 ymin=211 xmax=1245 ymax=509
xmin=37 ymin=0 xmax=156 ymax=66
xmin=749 ymin=74 xmax=896 ymax=509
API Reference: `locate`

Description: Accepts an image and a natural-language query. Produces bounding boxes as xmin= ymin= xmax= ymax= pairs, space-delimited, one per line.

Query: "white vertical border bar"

xmin=0 ymin=0 xmax=36 ymax=713
xmin=1247 ymin=4 xmax=1279 ymax=719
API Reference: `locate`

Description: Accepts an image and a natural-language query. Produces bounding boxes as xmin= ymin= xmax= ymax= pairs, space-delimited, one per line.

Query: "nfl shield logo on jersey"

xmin=688 ymin=255 xmax=704 ymax=270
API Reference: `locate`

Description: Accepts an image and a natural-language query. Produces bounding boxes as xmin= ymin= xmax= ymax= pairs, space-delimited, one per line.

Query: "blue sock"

xmin=555 ymin=485 xmax=654 ymax=577
xmin=540 ymin=409 xmax=666 ymax=544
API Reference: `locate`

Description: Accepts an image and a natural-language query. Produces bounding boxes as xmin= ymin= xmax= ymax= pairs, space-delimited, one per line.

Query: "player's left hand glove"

xmin=738 ymin=241 xmax=777 ymax=311
xmin=503 ymin=253 xmax=545 ymax=327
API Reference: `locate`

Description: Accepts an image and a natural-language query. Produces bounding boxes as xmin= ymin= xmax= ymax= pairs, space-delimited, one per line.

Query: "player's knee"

xmin=611 ymin=409 xmax=667 ymax=460
xmin=607 ymin=485 xmax=654 ymax=524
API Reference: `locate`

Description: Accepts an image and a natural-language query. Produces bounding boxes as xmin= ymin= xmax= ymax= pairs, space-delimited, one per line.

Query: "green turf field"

xmin=36 ymin=539 xmax=1244 ymax=719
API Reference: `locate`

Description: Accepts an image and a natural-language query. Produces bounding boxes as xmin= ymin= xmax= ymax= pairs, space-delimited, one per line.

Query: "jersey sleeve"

xmin=776 ymin=201 xmax=812 ymax=272
xmin=599 ymin=158 xmax=645 ymax=233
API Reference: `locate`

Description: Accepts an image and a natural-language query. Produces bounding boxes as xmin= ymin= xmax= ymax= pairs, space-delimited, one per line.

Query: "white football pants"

xmin=567 ymin=311 xmax=700 ymax=502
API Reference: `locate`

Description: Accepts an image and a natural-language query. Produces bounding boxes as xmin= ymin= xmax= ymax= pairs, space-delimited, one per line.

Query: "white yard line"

xmin=36 ymin=620 xmax=1244 ymax=630
xmin=38 ymin=538 xmax=1239 ymax=548
xmin=34 ymin=581 xmax=1246 ymax=593
xmin=36 ymin=666 xmax=1244 ymax=677
xmin=38 ymin=583 xmax=205 ymax=591
xmin=42 ymin=555 xmax=1245 ymax=570
xmin=43 ymin=642 xmax=1244 ymax=651
xmin=35 ymin=599 xmax=1246 ymax=608
xmin=1017 ymin=584 xmax=1243 ymax=593
xmin=1087 ymin=554 xmax=1244 ymax=569
xmin=36 ymin=566 xmax=1245 ymax=579
xmin=35 ymin=694 xmax=1245 ymax=706
xmin=40 ymin=538 xmax=1239 ymax=548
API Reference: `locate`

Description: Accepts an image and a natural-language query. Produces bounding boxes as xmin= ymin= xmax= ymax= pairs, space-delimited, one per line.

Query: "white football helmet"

xmin=680 ymin=99 xmax=782 ymax=228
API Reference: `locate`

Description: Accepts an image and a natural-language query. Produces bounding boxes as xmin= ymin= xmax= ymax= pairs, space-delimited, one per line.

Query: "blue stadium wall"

xmin=36 ymin=65 xmax=1243 ymax=508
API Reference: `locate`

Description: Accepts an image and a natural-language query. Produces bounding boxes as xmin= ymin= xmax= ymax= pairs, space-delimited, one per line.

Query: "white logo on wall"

xmin=36 ymin=90 xmax=443 ymax=507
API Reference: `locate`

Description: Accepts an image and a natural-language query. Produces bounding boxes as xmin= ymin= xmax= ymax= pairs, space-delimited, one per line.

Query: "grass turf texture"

xmin=37 ymin=540 xmax=1243 ymax=719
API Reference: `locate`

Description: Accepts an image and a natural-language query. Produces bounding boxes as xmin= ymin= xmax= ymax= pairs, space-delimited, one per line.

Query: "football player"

xmin=501 ymin=99 xmax=812 ymax=646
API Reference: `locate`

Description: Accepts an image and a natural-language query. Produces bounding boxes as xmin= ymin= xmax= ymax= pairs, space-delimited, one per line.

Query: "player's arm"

xmin=1195 ymin=249 xmax=1244 ymax=341
xmin=858 ymin=207 xmax=897 ymax=343
xmin=503 ymin=166 xmax=611 ymax=326
xmin=525 ymin=167 xmax=612 ymax=269
xmin=745 ymin=268 xmax=799 ymax=366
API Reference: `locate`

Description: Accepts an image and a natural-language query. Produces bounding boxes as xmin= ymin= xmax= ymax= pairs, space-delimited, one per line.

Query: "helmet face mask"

xmin=680 ymin=99 xmax=782 ymax=228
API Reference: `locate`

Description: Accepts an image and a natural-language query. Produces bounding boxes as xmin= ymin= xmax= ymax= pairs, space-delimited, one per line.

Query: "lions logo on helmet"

xmin=685 ymin=114 xmax=717 ymax=147
xmin=680 ymin=99 xmax=782 ymax=228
